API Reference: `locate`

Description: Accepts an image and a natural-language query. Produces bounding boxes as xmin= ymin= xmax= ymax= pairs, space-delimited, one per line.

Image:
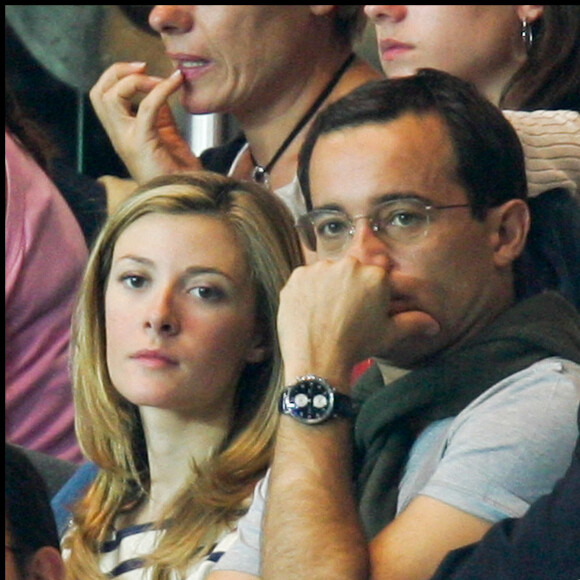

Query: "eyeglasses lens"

xmin=298 ymin=199 xmax=430 ymax=254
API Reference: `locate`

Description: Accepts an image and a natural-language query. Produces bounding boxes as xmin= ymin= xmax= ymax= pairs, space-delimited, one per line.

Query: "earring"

xmin=521 ymin=17 xmax=533 ymax=52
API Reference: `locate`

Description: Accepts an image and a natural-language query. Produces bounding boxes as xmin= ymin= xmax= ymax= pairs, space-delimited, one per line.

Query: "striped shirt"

xmin=63 ymin=522 xmax=239 ymax=579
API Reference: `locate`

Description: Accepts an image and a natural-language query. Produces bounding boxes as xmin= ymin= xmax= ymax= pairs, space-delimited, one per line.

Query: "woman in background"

xmin=365 ymin=5 xmax=579 ymax=110
xmin=90 ymin=5 xmax=381 ymax=220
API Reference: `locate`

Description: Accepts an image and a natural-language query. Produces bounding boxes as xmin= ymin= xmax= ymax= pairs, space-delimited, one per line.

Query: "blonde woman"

xmin=53 ymin=172 xmax=303 ymax=579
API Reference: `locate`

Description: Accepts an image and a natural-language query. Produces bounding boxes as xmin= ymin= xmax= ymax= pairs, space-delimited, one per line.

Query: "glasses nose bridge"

xmin=349 ymin=212 xmax=381 ymax=238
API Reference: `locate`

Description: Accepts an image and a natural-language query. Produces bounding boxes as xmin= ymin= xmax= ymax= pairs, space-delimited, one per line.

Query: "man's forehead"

xmin=309 ymin=117 xmax=459 ymax=210
xmin=310 ymin=114 xmax=454 ymax=172
xmin=316 ymin=111 xmax=450 ymax=146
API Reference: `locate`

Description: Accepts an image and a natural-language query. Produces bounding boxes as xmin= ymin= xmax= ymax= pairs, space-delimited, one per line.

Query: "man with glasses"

xmin=209 ymin=69 xmax=580 ymax=580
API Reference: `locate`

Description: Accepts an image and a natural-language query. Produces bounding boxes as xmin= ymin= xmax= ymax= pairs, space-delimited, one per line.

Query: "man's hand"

xmin=278 ymin=256 xmax=440 ymax=386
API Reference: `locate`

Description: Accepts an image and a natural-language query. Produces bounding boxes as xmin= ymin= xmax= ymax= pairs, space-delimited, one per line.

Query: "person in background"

xmin=13 ymin=444 xmax=77 ymax=500
xmin=5 ymin=442 xmax=65 ymax=580
xmin=90 ymin=5 xmax=381 ymax=221
xmin=366 ymin=5 xmax=580 ymax=111
xmin=207 ymin=70 xmax=580 ymax=580
xmin=5 ymin=81 xmax=88 ymax=464
xmin=53 ymin=172 xmax=303 ymax=579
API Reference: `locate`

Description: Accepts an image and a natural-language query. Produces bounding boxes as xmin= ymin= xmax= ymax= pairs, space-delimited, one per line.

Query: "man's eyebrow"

xmin=375 ymin=192 xmax=425 ymax=204
xmin=312 ymin=192 xmax=425 ymax=212
xmin=312 ymin=202 xmax=344 ymax=212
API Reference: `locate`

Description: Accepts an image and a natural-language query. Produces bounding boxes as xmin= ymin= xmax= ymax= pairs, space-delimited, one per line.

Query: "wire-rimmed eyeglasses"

xmin=296 ymin=198 xmax=470 ymax=257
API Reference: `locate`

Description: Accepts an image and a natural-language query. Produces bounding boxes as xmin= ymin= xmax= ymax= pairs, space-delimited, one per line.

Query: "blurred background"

xmin=5 ymin=5 xmax=380 ymax=180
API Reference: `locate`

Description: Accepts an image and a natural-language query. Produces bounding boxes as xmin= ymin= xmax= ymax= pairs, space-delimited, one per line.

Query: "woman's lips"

xmin=131 ymin=350 xmax=179 ymax=368
xmin=167 ymin=52 xmax=212 ymax=81
xmin=379 ymin=39 xmax=413 ymax=62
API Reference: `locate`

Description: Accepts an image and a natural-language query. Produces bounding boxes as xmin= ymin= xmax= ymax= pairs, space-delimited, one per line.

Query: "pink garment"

xmin=5 ymin=130 xmax=88 ymax=463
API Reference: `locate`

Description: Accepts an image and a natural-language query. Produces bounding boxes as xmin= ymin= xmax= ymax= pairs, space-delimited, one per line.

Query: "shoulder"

xmin=502 ymin=109 xmax=580 ymax=199
xmin=200 ymin=134 xmax=247 ymax=174
xmin=429 ymin=423 xmax=580 ymax=579
xmin=51 ymin=461 xmax=99 ymax=537
xmin=445 ymin=358 xmax=579 ymax=455
xmin=211 ymin=474 xmax=269 ymax=576
xmin=403 ymin=359 xmax=580 ymax=520
xmin=5 ymin=128 xmax=54 ymax=201
xmin=15 ymin=445 xmax=78 ymax=499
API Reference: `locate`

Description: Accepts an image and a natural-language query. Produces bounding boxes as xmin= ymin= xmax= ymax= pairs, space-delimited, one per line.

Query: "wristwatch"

xmin=279 ymin=374 xmax=358 ymax=425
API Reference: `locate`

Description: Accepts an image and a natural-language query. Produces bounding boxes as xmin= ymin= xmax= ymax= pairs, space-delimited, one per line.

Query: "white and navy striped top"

xmin=63 ymin=522 xmax=239 ymax=579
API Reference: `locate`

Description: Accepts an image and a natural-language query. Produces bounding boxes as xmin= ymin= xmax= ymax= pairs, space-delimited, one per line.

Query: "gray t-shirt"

xmin=214 ymin=357 xmax=580 ymax=576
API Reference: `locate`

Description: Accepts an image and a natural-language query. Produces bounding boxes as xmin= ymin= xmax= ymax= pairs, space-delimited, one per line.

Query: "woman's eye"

xmin=190 ymin=285 xmax=225 ymax=301
xmin=121 ymin=274 xmax=147 ymax=289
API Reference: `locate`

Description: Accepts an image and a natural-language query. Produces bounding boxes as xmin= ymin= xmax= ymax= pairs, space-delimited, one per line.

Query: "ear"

xmin=309 ymin=5 xmax=336 ymax=17
xmin=245 ymin=326 xmax=271 ymax=364
xmin=25 ymin=546 xmax=65 ymax=580
xmin=516 ymin=5 xmax=544 ymax=24
xmin=488 ymin=199 xmax=530 ymax=268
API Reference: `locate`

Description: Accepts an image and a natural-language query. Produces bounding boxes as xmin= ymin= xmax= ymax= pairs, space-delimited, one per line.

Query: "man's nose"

xmin=344 ymin=219 xmax=392 ymax=269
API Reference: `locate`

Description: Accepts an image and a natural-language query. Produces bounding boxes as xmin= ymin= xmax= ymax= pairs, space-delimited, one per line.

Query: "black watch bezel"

xmin=279 ymin=375 xmax=357 ymax=425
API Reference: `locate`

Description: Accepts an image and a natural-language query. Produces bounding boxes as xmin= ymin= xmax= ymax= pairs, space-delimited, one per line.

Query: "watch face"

xmin=284 ymin=378 xmax=334 ymax=424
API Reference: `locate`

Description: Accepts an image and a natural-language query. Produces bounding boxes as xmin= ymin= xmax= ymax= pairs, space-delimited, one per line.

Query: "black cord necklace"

xmin=250 ymin=52 xmax=356 ymax=188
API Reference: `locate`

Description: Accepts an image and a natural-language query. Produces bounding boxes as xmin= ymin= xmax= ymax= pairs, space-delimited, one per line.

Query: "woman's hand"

xmin=90 ymin=62 xmax=203 ymax=183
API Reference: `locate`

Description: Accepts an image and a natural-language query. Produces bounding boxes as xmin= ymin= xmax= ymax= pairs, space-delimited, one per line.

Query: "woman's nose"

xmin=364 ymin=5 xmax=408 ymax=24
xmin=144 ymin=292 xmax=180 ymax=336
xmin=149 ymin=5 xmax=193 ymax=35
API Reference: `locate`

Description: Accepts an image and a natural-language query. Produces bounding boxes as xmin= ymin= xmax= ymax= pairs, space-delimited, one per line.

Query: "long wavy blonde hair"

xmin=62 ymin=172 xmax=303 ymax=580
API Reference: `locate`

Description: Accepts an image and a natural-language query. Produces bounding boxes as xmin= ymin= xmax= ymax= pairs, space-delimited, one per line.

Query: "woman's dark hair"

xmin=501 ymin=6 xmax=580 ymax=111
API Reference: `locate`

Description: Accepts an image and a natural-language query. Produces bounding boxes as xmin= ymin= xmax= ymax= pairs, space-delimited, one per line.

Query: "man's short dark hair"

xmin=298 ymin=68 xmax=528 ymax=217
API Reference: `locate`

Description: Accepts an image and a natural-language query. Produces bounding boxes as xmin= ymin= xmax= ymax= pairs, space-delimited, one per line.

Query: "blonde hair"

xmin=63 ymin=172 xmax=303 ymax=580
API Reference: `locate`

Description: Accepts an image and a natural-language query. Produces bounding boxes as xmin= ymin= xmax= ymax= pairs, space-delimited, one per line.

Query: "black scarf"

xmin=352 ymin=291 xmax=580 ymax=539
